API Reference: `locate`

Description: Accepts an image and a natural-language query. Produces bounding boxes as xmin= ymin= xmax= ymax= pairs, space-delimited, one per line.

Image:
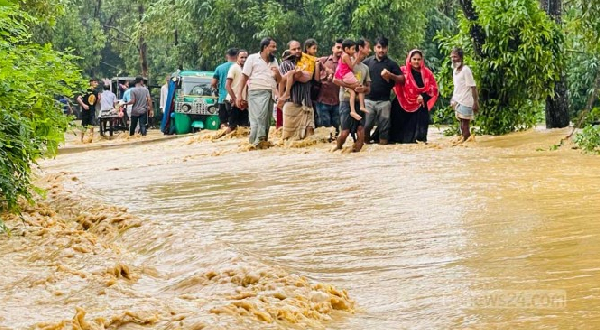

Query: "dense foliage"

xmin=574 ymin=125 xmax=600 ymax=154
xmin=46 ymin=0 xmax=446 ymax=81
xmin=567 ymin=0 xmax=600 ymax=149
xmin=436 ymin=0 xmax=562 ymax=135
xmin=0 ymin=3 xmax=82 ymax=215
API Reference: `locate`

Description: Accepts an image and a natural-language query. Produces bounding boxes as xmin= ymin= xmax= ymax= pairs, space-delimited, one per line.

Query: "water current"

xmin=4 ymin=127 xmax=600 ymax=329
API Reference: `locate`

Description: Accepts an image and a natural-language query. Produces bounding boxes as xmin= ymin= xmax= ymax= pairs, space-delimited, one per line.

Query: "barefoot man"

xmin=333 ymin=38 xmax=371 ymax=152
xmin=236 ymin=38 xmax=280 ymax=149
xmin=451 ymin=47 xmax=479 ymax=142
xmin=77 ymin=79 xmax=100 ymax=142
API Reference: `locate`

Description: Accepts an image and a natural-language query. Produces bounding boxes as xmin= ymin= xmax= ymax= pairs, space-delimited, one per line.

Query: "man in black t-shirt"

xmin=362 ymin=37 xmax=405 ymax=145
xmin=77 ymin=79 xmax=100 ymax=142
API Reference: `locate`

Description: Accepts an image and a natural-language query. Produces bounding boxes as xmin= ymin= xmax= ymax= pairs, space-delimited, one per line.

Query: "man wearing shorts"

xmin=77 ymin=79 xmax=100 ymax=142
xmin=451 ymin=47 xmax=480 ymax=141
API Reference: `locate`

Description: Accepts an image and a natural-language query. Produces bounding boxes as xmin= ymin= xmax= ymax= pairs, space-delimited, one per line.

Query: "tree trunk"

xmin=94 ymin=0 xmax=101 ymax=18
xmin=138 ymin=4 xmax=148 ymax=78
xmin=545 ymin=74 xmax=570 ymax=128
xmin=442 ymin=0 xmax=454 ymax=17
xmin=458 ymin=0 xmax=489 ymax=105
xmin=458 ymin=0 xmax=486 ymax=58
xmin=542 ymin=0 xmax=570 ymax=128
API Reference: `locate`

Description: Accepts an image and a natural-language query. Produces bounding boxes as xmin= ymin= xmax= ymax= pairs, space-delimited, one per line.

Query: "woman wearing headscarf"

xmin=390 ymin=49 xmax=438 ymax=143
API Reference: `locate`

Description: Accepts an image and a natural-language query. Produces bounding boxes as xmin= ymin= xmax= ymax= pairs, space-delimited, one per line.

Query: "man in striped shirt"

xmin=278 ymin=40 xmax=321 ymax=140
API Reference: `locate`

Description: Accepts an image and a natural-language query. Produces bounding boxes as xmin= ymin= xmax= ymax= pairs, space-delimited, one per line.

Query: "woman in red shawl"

xmin=390 ymin=49 xmax=438 ymax=143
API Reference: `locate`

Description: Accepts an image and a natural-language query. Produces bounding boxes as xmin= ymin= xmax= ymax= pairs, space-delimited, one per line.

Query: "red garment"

xmin=276 ymin=107 xmax=283 ymax=128
xmin=316 ymin=55 xmax=340 ymax=106
xmin=394 ymin=49 xmax=439 ymax=112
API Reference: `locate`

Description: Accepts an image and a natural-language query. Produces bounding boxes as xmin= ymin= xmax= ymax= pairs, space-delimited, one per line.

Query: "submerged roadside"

xmin=0 ymin=173 xmax=355 ymax=329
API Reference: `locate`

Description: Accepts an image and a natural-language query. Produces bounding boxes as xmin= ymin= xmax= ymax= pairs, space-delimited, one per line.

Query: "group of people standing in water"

xmin=213 ymin=36 xmax=480 ymax=151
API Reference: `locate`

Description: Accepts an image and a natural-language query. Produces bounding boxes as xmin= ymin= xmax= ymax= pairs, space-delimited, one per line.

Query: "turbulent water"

xmin=3 ymin=127 xmax=600 ymax=329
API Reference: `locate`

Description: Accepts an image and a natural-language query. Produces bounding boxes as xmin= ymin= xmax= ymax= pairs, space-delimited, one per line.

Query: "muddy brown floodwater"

xmin=2 ymin=127 xmax=600 ymax=329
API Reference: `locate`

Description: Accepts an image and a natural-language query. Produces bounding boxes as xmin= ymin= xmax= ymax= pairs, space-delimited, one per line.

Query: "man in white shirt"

xmin=99 ymin=84 xmax=117 ymax=117
xmin=236 ymin=38 xmax=280 ymax=148
xmin=159 ymin=74 xmax=169 ymax=116
xmin=451 ymin=47 xmax=480 ymax=141
xmin=225 ymin=49 xmax=249 ymax=134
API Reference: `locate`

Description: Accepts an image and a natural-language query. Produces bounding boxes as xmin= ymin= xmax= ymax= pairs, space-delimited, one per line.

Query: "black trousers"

xmin=130 ymin=114 xmax=148 ymax=136
xmin=219 ymin=102 xmax=230 ymax=127
xmin=229 ymin=106 xmax=250 ymax=129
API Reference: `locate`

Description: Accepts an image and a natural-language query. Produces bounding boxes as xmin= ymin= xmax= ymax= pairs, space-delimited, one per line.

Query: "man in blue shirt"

xmin=121 ymin=80 xmax=135 ymax=120
xmin=58 ymin=96 xmax=72 ymax=115
xmin=212 ymin=48 xmax=239 ymax=128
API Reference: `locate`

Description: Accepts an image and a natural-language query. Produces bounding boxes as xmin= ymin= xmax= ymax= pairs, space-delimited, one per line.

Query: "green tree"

xmin=47 ymin=0 xmax=448 ymax=85
xmin=323 ymin=0 xmax=439 ymax=59
xmin=566 ymin=0 xmax=600 ymax=151
xmin=569 ymin=0 xmax=600 ymax=114
xmin=0 ymin=3 xmax=83 ymax=216
xmin=51 ymin=6 xmax=107 ymax=77
xmin=437 ymin=0 xmax=561 ymax=135
xmin=143 ymin=0 xmax=318 ymax=71
xmin=565 ymin=4 xmax=599 ymax=120
xmin=540 ymin=0 xmax=570 ymax=129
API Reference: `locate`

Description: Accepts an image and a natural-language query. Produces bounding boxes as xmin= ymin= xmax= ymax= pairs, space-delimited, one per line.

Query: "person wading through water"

xmin=362 ymin=36 xmax=404 ymax=145
xmin=213 ymin=48 xmax=239 ymax=129
xmin=126 ymin=77 xmax=153 ymax=136
xmin=278 ymin=40 xmax=321 ymax=140
xmin=391 ymin=49 xmax=439 ymax=143
xmin=77 ymin=78 xmax=100 ymax=142
xmin=225 ymin=49 xmax=250 ymax=134
xmin=333 ymin=38 xmax=372 ymax=152
xmin=315 ymin=39 xmax=343 ymax=135
xmin=450 ymin=47 xmax=479 ymax=142
xmin=236 ymin=37 xmax=280 ymax=149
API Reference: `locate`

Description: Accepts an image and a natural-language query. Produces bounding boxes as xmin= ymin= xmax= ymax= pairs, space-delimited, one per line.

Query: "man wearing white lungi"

xmin=237 ymin=37 xmax=280 ymax=148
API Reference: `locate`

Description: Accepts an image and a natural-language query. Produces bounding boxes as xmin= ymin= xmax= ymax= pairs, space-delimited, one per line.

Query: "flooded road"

xmin=7 ymin=127 xmax=600 ymax=329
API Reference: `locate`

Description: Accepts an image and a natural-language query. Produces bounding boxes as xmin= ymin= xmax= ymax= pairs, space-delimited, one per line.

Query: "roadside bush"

xmin=574 ymin=125 xmax=600 ymax=154
xmin=0 ymin=4 xmax=83 ymax=219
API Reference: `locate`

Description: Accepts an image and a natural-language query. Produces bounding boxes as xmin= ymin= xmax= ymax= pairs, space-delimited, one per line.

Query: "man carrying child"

xmin=333 ymin=38 xmax=372 ymax=152
xmin=278 ymin=40 xmax=321 ymax=140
